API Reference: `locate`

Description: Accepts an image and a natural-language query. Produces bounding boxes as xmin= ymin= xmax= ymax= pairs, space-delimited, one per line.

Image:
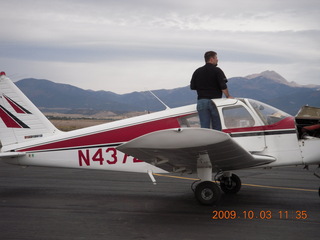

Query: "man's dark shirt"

xmin=190 ymin=63 xmax=228 ymax=99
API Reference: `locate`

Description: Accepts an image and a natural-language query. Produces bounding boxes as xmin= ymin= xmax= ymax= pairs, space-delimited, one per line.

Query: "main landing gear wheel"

xmin=194 ymin=181 xmax=221 ymax=205
xmin=219 ymin=174 xmax=241 ymax=194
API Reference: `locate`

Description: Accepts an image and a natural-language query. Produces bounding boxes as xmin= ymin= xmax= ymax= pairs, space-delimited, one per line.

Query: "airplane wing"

xmin=117 ymin=128 xmax=275 ymax=173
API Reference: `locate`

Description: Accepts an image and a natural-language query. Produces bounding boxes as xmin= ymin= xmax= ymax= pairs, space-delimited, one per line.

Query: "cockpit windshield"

xmin=248 ymin=99 xmax=290 ymax=125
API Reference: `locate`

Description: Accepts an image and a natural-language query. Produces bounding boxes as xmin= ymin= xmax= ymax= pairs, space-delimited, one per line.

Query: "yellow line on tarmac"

xmin=153 ymin=173 xmax=318 ymax=193
xmin=153 ymin=173 xmax=199 ymax=181
xmin=242 ymin=183 xmax=317 ymax=192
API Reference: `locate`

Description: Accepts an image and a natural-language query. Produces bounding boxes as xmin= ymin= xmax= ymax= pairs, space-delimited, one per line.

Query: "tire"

xmin=194 ymin=181 xmax=221 ymax=205
xmin=220 ymin=174 xmax=241 ymax=194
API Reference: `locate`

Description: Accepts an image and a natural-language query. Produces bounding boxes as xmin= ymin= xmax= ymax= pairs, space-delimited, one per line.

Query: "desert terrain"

xmin=46 ymin=111 xmax=147 ymax=131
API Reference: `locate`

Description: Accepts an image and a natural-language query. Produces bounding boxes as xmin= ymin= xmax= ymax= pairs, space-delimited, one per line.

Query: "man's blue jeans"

xmin=197 ymin=99 xmax=222 ymax=130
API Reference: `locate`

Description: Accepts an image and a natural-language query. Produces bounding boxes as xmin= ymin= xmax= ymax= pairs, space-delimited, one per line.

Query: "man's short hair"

xmin=204 ymin=51 xmax=217 ymax=62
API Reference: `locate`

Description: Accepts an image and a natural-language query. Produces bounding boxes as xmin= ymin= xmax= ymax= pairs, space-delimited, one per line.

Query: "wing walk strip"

xmin=153 ymin=173 xmax=318 ymax=193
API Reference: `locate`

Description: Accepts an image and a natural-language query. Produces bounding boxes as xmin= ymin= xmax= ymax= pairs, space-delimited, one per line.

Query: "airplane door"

xmin=220 ymin=103 xmax=267 ymax=152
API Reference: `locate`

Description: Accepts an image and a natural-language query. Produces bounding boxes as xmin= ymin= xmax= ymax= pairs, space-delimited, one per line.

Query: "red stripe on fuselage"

xmin=223 ymin=116 xmax=296 ymax=134
xmin=19 ymin=117 xmax=181 ymax=152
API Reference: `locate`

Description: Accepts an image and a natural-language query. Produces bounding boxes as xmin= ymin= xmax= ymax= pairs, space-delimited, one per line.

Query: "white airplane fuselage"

xmin=2 ymin=98 xmax=319 ymax=173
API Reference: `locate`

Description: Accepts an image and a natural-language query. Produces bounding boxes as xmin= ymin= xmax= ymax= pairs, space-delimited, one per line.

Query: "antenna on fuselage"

xmin=148 ymin=90 xmax=171 ymax=110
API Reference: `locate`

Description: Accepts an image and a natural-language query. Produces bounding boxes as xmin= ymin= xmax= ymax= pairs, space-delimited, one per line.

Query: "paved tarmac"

xmin=0 ymin=160 xmax=319 ymax=240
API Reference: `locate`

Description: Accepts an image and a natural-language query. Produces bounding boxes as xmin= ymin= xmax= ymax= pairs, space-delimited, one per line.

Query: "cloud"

xmin=1 ymin=0 xmax=319 ymax=93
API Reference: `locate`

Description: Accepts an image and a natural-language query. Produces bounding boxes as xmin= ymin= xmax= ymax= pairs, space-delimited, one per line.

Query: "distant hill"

xmin=227 ymin=71 xmax=320 ymax=114
xmin=15 ymin=71 xmax=320 ymax=115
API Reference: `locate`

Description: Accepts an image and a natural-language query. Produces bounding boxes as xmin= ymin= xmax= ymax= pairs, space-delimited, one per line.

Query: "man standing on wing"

xmin=190 ymin=51 xmax=233 ymax=130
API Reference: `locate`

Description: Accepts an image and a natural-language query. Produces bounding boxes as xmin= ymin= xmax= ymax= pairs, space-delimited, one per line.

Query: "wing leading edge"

xmin=117 ymin=128 xmax=275 ymax=173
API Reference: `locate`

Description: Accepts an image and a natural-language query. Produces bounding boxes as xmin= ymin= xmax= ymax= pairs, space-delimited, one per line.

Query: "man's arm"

xmin=190 ymin=72 xmax=197 ymax=90
xmin=222 ymin=88 xmax=234 ymax=98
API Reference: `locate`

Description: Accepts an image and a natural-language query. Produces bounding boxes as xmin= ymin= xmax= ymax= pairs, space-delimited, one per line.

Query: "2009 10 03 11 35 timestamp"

xmin=212 ymin=210 xmax=308 ymax=220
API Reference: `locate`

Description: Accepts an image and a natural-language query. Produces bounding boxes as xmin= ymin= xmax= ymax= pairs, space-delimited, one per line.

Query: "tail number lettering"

xmin=78 ymin=148 xmax=142 ymax=167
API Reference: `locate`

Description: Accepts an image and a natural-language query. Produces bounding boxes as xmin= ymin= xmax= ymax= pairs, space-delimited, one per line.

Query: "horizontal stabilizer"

xmin=0 ymin=152 xmax=26 ymax=158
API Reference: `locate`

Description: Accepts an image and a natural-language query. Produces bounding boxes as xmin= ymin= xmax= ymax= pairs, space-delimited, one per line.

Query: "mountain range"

xmin=15 ymin=70 xmax=320 ymax=116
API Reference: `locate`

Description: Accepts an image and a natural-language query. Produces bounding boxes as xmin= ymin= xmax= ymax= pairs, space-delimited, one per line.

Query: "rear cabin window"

xmin=222 ymin=106 xmax=255 ymax=129
xmin=178 ymin=114 xmax=200 ymax=128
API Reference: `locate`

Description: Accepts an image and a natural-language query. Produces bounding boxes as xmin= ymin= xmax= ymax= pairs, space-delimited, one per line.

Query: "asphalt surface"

xmin=0 ymin=160 xmax=319 ymax=240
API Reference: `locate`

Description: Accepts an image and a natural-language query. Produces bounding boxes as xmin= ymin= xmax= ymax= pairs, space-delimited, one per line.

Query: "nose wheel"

xmin=219 ymin=173 xmax=242 ymax=194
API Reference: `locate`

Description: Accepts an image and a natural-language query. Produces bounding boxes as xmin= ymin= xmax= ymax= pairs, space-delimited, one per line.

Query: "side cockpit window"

xmin=248 ymin=99 xmax=289 ymax=125
xmin=222 ymin=106 xmax=255 ymax=129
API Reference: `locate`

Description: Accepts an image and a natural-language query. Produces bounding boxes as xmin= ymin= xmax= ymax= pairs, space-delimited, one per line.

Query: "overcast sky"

xmin=1 ymin=0 xmax=319 ymax=93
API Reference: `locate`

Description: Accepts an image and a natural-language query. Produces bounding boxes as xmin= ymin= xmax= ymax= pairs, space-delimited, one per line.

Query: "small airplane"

xmin=1 ymin=71 xmax=320 ymax=205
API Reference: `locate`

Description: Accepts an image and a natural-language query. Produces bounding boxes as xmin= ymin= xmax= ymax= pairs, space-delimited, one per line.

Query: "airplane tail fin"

xmin=0 ymin=72 xmax=61 ymax=149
